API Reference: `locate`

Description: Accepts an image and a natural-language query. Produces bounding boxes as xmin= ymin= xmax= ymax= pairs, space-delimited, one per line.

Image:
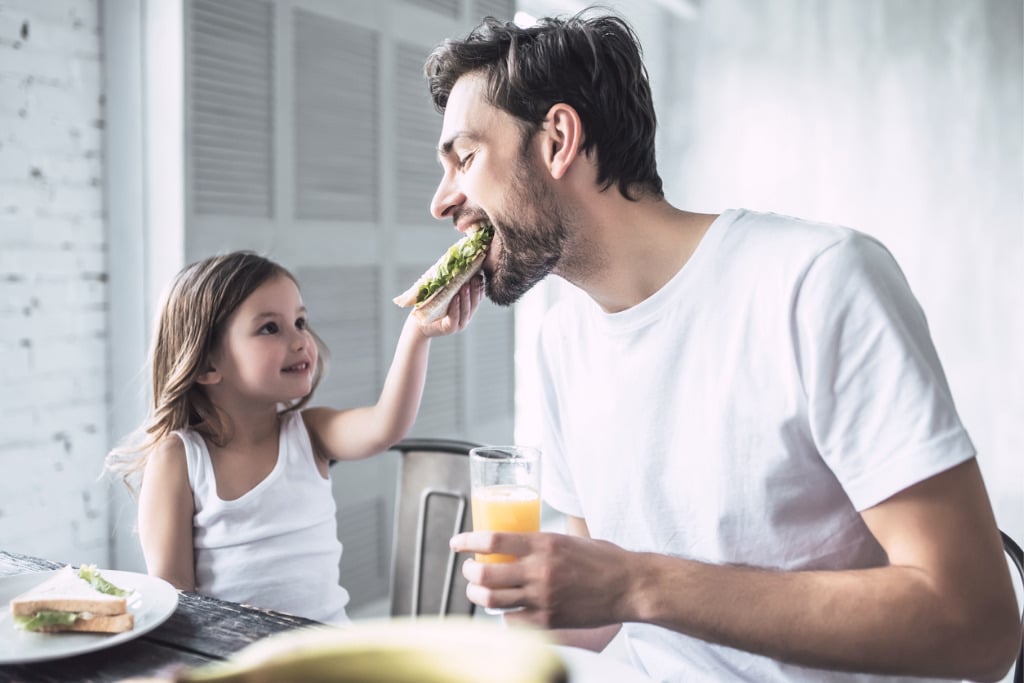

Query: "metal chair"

xmin=1002 ymin=530 xmax=1024 ymax=683
xmin=388 ymin=437 xmax=481 ymax=618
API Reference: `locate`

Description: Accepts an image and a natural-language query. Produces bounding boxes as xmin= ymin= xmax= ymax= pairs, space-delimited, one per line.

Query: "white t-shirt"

xmin=179 ymin=409 xmax=350 ymax=624
xmin=536 ymin=209 xmax=974 ymax=682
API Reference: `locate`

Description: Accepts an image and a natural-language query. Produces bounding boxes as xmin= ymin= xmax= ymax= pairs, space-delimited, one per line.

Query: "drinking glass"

xmin=469 ymin=445 xmax=541 ymax=613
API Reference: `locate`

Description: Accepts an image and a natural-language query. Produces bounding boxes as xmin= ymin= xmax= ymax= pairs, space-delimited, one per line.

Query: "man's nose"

xmin=430 ymin=171 xmax=465 ymax=220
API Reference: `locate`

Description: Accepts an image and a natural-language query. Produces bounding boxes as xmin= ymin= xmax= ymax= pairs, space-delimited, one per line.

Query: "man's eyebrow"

xmin=437 ymin=131 xmax=479 ymax=160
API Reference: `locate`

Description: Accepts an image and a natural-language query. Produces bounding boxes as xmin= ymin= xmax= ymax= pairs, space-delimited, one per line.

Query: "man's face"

xmin=431 ymin=73 xmax=568 ymax=306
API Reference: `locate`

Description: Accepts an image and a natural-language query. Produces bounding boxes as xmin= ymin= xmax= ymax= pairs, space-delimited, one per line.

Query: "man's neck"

xmin=560 ymin=194 xmax=717 ymax=313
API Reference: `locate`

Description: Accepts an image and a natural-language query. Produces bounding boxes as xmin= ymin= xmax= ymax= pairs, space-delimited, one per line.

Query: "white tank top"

xmin=177 ymin=410 xmax=350 ymax=624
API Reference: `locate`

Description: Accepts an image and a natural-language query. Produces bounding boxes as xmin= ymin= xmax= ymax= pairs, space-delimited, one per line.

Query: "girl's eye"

xmin=458 ymin=152 xmax=474 ymax=170
xmin=259 ymin=322 xmax=279 ymax=334
xmin=295 ymin=317 xmax=307 ymax=331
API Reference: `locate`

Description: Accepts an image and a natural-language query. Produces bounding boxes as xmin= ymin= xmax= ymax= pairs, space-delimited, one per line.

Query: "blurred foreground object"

xmin=121 ymin=617 xmax=567 ymax=683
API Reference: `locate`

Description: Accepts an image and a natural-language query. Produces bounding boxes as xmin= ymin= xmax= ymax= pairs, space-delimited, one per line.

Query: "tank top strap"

xmin=174 ymin=428 xmax=213 ymax=503
xmin=279 ymin=410 xmax=322 ymax=475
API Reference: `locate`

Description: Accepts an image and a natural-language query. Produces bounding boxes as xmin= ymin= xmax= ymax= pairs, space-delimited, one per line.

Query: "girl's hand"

xmin=418 ymin=274 xmax=484 ymax=338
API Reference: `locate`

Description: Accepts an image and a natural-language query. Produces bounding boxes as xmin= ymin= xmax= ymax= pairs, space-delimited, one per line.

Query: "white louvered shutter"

xmin=395 ymin=42 xmax=442 ymax=227
xmin=190 ymin=0 xmax=274 ymax=217
xmin=402 ymin=0 xmax=460 ymax=19
xmin=472 ymin=0 xmax=516 ymax=20
xmin=294 ymin=10 xmax=378 ymax=222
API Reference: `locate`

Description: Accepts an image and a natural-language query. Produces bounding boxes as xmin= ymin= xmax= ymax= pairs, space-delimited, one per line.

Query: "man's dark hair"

xmin=425 ymin=10 xmax=664 ymax=201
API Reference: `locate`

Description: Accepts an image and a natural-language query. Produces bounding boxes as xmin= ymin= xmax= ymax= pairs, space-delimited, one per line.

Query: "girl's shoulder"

xmin=149 ymin=434 xmax=187 ymax=467
xmin=138 ymin=434 xmax=194 ymax=509
xmin=140 ymin=434 xmax=191 ymax=493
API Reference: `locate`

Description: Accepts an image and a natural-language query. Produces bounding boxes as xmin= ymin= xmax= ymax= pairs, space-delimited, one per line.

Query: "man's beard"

xmin=484 ymin=157 xmax=568 ymax=306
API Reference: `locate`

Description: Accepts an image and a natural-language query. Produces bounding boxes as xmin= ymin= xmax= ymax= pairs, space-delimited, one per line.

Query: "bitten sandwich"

xmin=10 ymin=564 xmax=134 ymax=634
xmin=393 ymin=222 xmax=493 ymax=323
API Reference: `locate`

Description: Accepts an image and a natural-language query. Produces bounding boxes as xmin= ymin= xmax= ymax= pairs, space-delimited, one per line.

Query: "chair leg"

xmin=998 ymin=531 xmax=1023 ymax=683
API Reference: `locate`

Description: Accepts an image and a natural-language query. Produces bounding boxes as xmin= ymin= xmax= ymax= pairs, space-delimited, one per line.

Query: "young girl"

xmin=106 ymin=251 xmax=482 ymax=624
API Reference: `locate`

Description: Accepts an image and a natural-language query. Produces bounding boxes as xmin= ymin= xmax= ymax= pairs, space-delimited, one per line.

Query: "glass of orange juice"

xmin=469 ymin=446 xmax=541 ymax=610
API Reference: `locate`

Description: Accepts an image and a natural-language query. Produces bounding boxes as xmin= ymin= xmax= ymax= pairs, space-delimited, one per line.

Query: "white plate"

xmin=555 ymin=645 xmax=652 ymax=683
xmin=0 ymin=568 xmax=179 ymax=665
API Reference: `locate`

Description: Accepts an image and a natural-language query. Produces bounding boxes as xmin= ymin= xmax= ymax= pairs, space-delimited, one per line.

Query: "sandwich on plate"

xmin=393 ymin=222 xmax=493 ymax=323
xmin=10 ymin=564 xmax=134 ymax=634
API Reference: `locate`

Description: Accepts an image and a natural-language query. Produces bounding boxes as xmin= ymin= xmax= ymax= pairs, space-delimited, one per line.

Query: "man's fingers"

xmin=450 ymin=530 xmax=489 ymax=553
xmin=451 ymin=531 xmax=532 ymax=557
xmin=461 ymin=558 xmax=524 ymax=586
xmin=465 ymin=583 xmax=525 ymax=611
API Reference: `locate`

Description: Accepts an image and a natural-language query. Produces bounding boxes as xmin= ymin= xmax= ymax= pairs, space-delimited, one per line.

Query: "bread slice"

xmin=10 ymin=566 xmax=133 ymax=634
xmin=394 ymin=223 xmax=492 ymax=324
xmin=32 ymin=612 xmax=134 ymax=634
xmin=405 ymin=252 xmax=486 ymax=324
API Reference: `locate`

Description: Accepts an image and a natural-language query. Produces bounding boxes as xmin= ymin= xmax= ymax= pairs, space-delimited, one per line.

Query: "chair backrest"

xmin=1002 ymin=530 xmax=1024 ymax=683
xmin=388 ymin=437 xmax=481 ymax=618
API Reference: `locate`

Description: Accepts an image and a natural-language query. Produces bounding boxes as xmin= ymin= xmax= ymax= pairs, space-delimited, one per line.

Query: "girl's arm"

xmin=137 ymin=436 xmax=196 ymax=591
xmin=303 ymin=276 xmax=483 ymax=460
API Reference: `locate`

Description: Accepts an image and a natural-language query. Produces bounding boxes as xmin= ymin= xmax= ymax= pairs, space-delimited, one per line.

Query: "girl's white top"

xmin=177 ymin=410 xmax=350 ymax=624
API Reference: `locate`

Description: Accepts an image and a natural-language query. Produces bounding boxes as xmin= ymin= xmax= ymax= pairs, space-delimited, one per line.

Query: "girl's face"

xmin=204 ymin=275 xmax=318 ymax=407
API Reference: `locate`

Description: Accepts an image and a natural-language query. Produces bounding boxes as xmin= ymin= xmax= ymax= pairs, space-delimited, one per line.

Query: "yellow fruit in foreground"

xmin=179 ymin=617 xmax=567 ymax=683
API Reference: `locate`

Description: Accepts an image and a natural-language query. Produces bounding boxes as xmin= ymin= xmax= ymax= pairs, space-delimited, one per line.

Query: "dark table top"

xmin=0 ymin=550 xmax=320 ymax=683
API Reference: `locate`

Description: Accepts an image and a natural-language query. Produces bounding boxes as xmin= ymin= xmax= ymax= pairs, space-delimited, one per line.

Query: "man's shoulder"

xmin=724 ymin=208 xmax=889 ymax=272
xmin=729 ymin=208 xmax=860 ymax=245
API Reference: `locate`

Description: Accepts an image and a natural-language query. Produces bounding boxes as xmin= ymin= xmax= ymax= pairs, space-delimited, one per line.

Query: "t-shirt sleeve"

xmin=795 ymin=233 xmax=975 ymax=510
xmin=534 ymin=313 xmax=584 ymax=518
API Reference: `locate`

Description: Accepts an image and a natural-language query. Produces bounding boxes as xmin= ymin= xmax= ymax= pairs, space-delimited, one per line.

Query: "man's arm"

xmin=454 ymin=458 xmax=1020 ymax=681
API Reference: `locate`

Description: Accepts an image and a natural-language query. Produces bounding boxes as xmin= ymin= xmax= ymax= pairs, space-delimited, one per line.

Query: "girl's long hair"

xmin=105 ymin=251 xmax=328 ymax=495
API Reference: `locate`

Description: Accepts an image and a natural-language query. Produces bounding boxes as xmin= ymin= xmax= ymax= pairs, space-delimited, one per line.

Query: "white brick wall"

xmin=0 ymin=0 xmax=109 ymax=565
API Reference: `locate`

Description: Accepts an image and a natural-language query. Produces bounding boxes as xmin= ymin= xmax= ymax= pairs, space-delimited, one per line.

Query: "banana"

xmin=176 ymin=617 xmax=568 ymax=683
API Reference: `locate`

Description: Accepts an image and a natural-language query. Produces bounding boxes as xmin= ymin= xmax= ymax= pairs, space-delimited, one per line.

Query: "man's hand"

xmin=450 ymin=529 xmax=633 ymax=629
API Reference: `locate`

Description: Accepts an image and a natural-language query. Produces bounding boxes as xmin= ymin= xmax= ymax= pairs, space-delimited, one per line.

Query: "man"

xmin=429 ymin=11 xmax=1020 ymax=683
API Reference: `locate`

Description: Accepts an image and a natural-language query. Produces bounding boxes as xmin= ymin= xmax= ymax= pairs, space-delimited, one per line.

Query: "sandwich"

xmin=393 ymin=222 xmax=493 ymax=323
xmin=10 ymin=564 xmax=134 ymax=634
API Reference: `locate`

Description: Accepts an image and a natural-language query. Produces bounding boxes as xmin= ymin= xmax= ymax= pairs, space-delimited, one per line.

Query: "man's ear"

xmin=539 ymin=102 xmax=583 ymax=180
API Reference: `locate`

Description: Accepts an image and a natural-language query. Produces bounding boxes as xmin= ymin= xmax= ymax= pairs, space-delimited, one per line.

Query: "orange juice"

xmin=471 ymin=484 xmax=541 ymax=563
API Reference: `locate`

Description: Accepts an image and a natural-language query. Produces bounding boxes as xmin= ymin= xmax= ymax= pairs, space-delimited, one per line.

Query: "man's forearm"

xmin=549 ymin=624 xmax=622 ymax=652
xmin=624 ymin=552 xmax=1013 ymax=681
